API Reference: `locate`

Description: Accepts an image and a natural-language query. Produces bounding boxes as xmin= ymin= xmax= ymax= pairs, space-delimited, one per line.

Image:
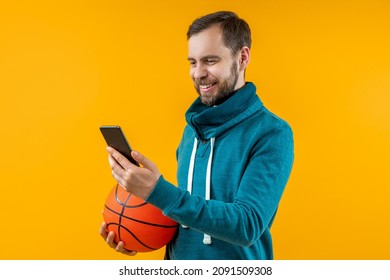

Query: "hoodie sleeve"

xmin=146 ymin=123 xmax=294 ymax=247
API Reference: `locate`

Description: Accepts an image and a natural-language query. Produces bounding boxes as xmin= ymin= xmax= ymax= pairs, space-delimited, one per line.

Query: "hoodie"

xmin=146 ymin=82 xmax=294 ymax=259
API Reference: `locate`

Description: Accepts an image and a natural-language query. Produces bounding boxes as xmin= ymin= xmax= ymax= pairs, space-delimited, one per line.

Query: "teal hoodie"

xmin=146 ymin=82 xmax=294 ymax=259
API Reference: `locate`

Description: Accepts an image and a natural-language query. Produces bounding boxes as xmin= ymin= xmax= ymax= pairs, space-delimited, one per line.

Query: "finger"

xmin=111 ymin=170 xmax=127 ymax=188
xmin=99 ymin=222 xmax=108 ymax=239
xmin=131 ymin=150 xmax=158 ymax=173
xmin=108 ymin=153 xmax=127 ymax=174
xmin=108 ymin=154 xmax=128 ymax=183
xmin=106 ymin=231 xmax=117 ymax=249
xmin=116 ymin=241 xmax=138 ymax=256
xmin=107 ymin=153 xmax=117 ymax=168
xmin=107 ymin=147 xmax=133 ymax=170
xmin=109 ymin=162 xmax=128 ymax=188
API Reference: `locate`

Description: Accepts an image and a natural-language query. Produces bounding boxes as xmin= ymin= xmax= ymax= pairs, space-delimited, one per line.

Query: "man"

xmin=100 ymin=11 xmax=294 ymax=260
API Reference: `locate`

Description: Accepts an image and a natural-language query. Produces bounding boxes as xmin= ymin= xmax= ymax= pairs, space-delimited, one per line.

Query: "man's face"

xmin=188 ymin=25 xmax=243 ymax=106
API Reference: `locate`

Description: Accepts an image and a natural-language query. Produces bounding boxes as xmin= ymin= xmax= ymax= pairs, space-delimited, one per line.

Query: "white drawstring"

xmin=182 ymin=138 xmax=198 ymax=229
xmin=205 ymin=137 xmax=214 ymax=201
xmin=203 ymin=137 xmax=215 ymax=244
xmin=187 ymin=138 xmax=198 ymax=195
xmin=182 ymin=137 xmax=215 ymax=245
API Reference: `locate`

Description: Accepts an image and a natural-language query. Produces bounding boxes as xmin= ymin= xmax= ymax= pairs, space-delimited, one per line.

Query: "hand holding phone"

xmin=100 ymin=125 xmax=139 ymax=166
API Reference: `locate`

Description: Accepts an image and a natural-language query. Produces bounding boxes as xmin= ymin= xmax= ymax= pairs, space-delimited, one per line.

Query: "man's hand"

xmin=99 ymin=222 xmax=137 ymax=256
xmin=106 ymin=147 xmax=161 ymax=200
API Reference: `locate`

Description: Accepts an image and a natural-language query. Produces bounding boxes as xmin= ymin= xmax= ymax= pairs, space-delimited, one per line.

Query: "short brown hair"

xmin=187 ymin=11 xmax=252 ymax=55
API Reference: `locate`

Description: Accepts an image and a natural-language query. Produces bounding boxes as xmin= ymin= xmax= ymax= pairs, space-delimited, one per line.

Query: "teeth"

xmin=200 ymin=84 xmax=214 ymax=89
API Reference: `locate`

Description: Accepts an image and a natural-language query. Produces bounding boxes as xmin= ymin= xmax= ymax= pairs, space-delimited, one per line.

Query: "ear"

xmin=238 ymin=46 xmax=250 ymax=71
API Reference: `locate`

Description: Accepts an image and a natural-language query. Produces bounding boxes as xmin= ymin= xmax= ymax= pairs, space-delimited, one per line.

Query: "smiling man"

xmin=101 ymin=11 xmax=294 ymax=260
xmin=188 ymin=23 xmax=247 ymax=106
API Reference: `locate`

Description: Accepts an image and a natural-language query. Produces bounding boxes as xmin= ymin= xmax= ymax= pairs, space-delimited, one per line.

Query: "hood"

xmin=185 ymin=82 xmax=263 ymax=140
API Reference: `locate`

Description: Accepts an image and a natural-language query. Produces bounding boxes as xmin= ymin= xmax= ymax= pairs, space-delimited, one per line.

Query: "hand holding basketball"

xmin=100 ymin=222 xmax=137 ymax=256
xmin=107 ymin=147 xmax=160 ymax=199
xmin=102 ymin=184 xmax=177 ymax=252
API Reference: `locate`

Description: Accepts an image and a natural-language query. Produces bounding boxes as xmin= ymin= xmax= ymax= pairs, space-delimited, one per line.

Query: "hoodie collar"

xmin=185 ymin=82 xmax=263 ymax=140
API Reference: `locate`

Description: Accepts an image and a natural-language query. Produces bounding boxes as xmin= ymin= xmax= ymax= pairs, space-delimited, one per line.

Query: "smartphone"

xmin=99 ymin=125 xmax=139 ymax=166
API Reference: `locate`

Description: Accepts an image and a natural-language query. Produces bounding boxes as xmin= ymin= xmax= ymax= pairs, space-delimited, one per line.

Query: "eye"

xmin=205 ymin=59 xmax=218 ymax=65
xmin=189 ymin=60 xmax=196 ymax=67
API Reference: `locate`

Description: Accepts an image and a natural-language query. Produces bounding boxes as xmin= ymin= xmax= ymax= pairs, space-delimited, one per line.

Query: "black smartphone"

xmin=99 ymin=125 xmax=139 ymax=166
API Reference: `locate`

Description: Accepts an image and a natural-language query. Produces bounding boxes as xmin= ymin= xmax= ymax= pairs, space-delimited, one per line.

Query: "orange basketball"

xmin=103 ymin=184 xmax=177 ymax=252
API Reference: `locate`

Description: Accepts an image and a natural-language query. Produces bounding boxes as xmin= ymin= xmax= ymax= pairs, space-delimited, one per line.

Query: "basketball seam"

xmin=117 ymin=191 xmax=132 ymax=241
xmin=104 ymin=204 xmax=177 ymax=228
xmin=106 ymin=222 xmax=158 ymax=251
xmin=115 ymin=184 xmax=147 ymax=208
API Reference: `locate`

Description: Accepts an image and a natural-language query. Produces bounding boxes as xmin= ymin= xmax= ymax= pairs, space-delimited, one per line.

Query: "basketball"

xmin=103 ymin=184 xmax=178 ymax=252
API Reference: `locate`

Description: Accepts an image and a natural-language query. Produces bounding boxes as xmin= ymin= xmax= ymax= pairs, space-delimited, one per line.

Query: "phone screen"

xmin=100 ymin=126 xmax=139 ymax=166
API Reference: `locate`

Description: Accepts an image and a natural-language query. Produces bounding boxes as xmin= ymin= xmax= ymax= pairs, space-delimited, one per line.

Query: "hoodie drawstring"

xmin=182 ymin=137 xmax=215 ymax=245
xmin=182 ymin=138 xmax=198 ymax=229
xmin=186 ymin=137 xmax=198 ymax=196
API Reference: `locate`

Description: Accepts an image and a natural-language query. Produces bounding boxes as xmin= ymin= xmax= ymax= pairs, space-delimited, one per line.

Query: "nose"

xmin=192 ymin=64 xmax=208 ymax=80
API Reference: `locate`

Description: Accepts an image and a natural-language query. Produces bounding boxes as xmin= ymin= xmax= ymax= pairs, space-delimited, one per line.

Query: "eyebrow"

xmin=187 ymin=55 xmax=222 ymax=61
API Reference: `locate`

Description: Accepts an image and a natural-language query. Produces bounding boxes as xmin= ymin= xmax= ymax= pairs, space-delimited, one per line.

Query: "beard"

xmin=194 ymin=61 xmax=239 ymax=107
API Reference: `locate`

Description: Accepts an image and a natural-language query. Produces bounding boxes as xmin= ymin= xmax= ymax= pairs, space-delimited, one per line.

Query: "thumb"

xmin=131 ymin=150 xmax=158 ymax=172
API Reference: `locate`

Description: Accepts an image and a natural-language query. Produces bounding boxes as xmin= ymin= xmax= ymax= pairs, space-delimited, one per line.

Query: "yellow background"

xmin=0 ymin=0 xmax=389 ymax=260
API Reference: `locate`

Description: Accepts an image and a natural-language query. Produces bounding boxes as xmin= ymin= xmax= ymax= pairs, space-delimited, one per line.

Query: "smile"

xmin=199 ymin=82 xmax=217 ymax=92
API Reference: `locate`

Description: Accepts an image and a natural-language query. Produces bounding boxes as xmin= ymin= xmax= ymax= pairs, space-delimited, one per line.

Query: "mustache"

xmin=194 ymin=78 xmax=217 ymax=85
